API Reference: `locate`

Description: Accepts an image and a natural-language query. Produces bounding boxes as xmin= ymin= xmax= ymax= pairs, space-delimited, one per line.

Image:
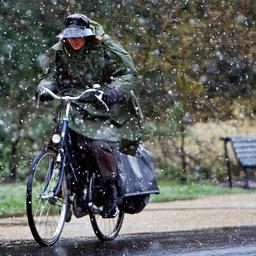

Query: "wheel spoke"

xmin=88 ymin=176 xmax=124 ymax=241
xmin=90 ymin=208 xmax=124 ymax=240
xmin=26 ymin=150 xmax=67 ymax=246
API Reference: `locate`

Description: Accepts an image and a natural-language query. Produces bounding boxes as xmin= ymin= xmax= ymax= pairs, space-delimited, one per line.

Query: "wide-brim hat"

xmin=56 ymin=24 xmax=95 ymax=39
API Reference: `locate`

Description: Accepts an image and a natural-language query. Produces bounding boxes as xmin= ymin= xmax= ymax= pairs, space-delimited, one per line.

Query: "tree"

xmin=1 ymin=0 xmax=256 ymax=180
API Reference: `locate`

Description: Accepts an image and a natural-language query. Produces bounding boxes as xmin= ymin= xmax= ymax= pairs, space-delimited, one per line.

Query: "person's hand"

xmin=102 ymin=86 xmax=122 ymax=106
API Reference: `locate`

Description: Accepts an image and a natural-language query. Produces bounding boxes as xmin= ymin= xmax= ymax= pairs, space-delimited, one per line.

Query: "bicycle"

xmin=26 ymin=85 xmax=124 ymax=246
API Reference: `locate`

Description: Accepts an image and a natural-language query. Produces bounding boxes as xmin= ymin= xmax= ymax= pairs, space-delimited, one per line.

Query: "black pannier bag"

xmin=115 ymin=145 xmax=159 ymax=214
xmin=118 ymin=194 xmax=150 ymax=214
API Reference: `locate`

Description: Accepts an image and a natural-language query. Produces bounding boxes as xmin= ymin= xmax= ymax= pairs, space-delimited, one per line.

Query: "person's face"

xmin=67 ymin=37 xmax=86 ymax=50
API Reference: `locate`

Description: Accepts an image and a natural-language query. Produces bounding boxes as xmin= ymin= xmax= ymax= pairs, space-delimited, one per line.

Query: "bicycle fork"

xmin=50 ymin=120 xmax=69 ymax=199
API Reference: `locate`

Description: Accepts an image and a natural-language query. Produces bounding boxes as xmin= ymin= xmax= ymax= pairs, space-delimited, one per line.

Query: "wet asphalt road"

xmin=2 ymin=226 xmax=256 ymax=256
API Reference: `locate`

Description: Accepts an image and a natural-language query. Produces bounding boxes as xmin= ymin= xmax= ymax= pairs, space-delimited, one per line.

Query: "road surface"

xmin=1 ymin=193 xmax=256 ymax=255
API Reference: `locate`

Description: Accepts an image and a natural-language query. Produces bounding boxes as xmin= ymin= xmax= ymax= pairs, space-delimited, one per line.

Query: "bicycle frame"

xmin=52 ymin=118 xmax=103 ymax=215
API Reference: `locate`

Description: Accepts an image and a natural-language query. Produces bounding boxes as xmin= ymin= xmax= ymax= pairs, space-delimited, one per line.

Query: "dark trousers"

xmin=69 ymin=129 xmax=117 ymax=183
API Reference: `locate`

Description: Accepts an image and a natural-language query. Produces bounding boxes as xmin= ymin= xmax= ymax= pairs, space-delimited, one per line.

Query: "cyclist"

xmin=36 ymin=14 xmax=143 ymax=218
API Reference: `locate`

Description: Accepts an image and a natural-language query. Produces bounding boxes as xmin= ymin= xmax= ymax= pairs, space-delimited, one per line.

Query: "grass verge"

xmin=0 ymin=183 xmax=26 ymax=218
xmin=150 ymin=180 xmax=253 ymax=202
xmin=0 ymin=181 xmax=254 ymax=217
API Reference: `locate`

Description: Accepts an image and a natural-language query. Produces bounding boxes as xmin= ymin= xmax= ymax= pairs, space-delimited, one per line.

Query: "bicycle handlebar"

xmin=41 ymin=86 xmax=110 ymax=112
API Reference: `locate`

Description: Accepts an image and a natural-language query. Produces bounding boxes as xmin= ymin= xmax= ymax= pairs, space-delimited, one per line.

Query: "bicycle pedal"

xmin=88 ymin=202 xmax=103 ymax=215
xmin=101 ymin=208 xmax=117 ymax=219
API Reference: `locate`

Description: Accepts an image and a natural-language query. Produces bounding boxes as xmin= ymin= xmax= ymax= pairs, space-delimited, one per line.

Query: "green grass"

xmin=150 ymin=180 xmax=254 ymax=202
xmin=0 ymin=183 xmax=26 ymax=217
xmin=0 ymin=181 xmax=254 ymax=217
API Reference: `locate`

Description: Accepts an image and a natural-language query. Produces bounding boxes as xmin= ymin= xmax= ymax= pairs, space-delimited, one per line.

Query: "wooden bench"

xmin=221 ymin=136 xmax=256 ymax=188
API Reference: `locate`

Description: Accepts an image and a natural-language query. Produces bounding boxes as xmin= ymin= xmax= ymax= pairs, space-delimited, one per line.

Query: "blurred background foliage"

xmin=0 ymin=0 xmax=256 ymax=183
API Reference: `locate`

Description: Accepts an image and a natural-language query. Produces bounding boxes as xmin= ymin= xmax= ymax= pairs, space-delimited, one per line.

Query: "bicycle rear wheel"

xmin=89 ymin=176 xmax=124 ymax=241
xmin=26 ymin=149 xmax=68 ymax=246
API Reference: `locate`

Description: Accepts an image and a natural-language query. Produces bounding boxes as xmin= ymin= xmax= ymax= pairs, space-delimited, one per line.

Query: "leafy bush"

xmin=157 ymin=159 xmax=187 ymax=182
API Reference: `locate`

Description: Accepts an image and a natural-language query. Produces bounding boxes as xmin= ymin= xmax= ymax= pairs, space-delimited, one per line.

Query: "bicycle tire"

xmin=89 ymin=176 xmax=124 ymax=241
xmin=26 ymin=149 xmax=68 ymax=246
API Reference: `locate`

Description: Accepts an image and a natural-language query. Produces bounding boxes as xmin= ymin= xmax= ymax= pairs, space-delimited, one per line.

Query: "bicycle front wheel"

xmin=26 ymin=149 xmax=68 ymax=246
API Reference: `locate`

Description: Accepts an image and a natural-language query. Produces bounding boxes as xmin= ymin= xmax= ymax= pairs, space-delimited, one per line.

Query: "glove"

xmin=102 ymin=87 xmax=123 ymax=106
xmin=35 ymin=89 xmax=54 ymax=102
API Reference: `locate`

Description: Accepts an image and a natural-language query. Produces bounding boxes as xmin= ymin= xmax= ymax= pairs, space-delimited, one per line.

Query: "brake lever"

xmin=36 ymin=96 xmax=40 ymax=109
xmin=94 ymin=91 xmax=110 ymax=112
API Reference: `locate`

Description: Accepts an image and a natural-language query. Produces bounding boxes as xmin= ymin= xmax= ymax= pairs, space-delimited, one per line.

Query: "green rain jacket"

xmin=37 ymin=21 xmax=144 ymax=154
